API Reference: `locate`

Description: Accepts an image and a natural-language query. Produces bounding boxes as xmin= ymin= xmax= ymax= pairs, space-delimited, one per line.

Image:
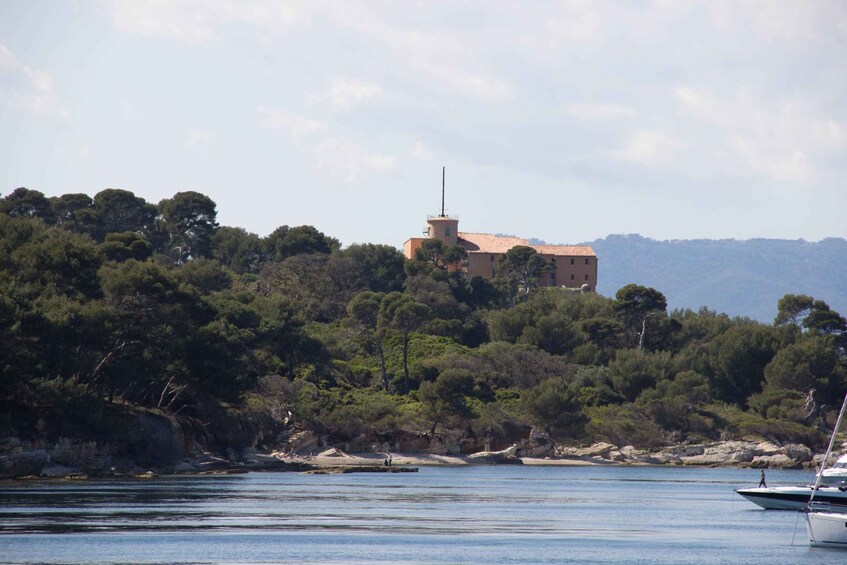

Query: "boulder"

xmin=565 ymin=442 xmax=615 ymax=458
xmin=0 ymin=444 xmax=49 ymax=477
xmin=781 ymin=443 xmax=812 ymax=462
xmin=752 ymin=453 xmax=802 ymax=469
xmin=317 ymin=448 xmax=346 ymax=457
xmin=755 ymin=441 xmax=782 ymax=456
xmin=287 ymin=431 xmax=320 ymax=454
xmin=468 ymin=449 xmax=523 ymax=464
xmin=512 ymin=428 xmax=554 ymax=458
xmin=659 ymin=444 xmax=706 ymax=458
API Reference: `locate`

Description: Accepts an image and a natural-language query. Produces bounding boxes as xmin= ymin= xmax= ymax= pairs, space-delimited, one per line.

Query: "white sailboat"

xmin=806 ymin=389 xmax=847 ymax=548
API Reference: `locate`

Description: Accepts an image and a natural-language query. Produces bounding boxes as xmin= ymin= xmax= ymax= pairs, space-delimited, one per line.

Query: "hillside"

xmin=2 ymin=188 xmax=846 ymax=477
xmin=583 ymin=235 xmax=847 ymax=322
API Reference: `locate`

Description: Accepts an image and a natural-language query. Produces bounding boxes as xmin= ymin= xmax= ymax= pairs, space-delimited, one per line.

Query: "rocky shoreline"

xmin=2 ymin=432 xmax=840 ymax=480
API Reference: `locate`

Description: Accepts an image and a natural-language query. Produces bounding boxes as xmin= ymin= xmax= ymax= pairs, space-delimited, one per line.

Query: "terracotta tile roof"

xmin=533 ymin=244 xmax=596 ymax=257
xmin=458 ymin=232 xmax=596 ymax=257
xmin=458 ymin=232 xmax=529 ymax=254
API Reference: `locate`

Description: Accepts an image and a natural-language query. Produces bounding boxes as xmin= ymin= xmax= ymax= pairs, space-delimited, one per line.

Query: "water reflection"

xmin=0 ymin=466 xmax=820 ymax=564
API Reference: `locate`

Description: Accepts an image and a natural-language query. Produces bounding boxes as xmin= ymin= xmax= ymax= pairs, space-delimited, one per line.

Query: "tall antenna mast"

xmin=440 ymin=166 xmax=446 ymax=217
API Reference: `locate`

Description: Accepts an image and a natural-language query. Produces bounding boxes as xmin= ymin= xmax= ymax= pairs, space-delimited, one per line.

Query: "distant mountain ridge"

xmin=572 ymin=235 xmax=847 ymax=322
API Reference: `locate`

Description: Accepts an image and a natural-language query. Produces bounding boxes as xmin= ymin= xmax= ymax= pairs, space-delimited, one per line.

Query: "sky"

xmin=1 ymin=1 xmax=846 ymax=248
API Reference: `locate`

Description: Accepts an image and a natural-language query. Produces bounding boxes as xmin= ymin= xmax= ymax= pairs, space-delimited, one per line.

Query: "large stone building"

xmin=404 ymin=214 xmax=598 ymax=291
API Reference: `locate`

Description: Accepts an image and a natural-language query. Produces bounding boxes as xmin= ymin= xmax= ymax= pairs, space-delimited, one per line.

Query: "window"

xmin=445 ymin=227 xmax=451 ymax=237
xmin=584 ymin=274 xmax=589 ymax=281
xmin=570 ymin=274 xmax=575 ymax=281
xmin=570 ymin=258 xmax=574 ymax=265
xmin=585 ymin=258 xmax=589 ymax=265
xmin=490 ymin=255 xmax=495 ymax=262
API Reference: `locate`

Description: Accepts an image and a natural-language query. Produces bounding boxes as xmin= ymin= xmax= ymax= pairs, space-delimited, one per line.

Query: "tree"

xmin=418 ymin=368 xmax=476 ymax=435
xmin=13 ymin=226 xmax=102 ymax=299
xmin=522 ymin=377 xmax=587 ymax=438
xmin=211 ymin=226 xmax=266 ymax=274
xmin=93 ymin=189 xmax=157 ymax=239
xmin=158 ymin=191 xmax=219 ymax=264
xmin=521 ymin=314 xmax=582 ymax=356
xmin=707 ymin=324 xmax=780 ymax=404
xmin=51 ymin=193 xmax=100 ymax=237
xmin=764 ymin=336 xmax=846 ymax=401
xmin=100 ymin=232 xmax=153 ymax=262
xmin=497 ymin=245 xmax=554 ymax=303
xmin=379 ymin=292 xmax=432 ymax=393
xmin=264 ymin=225 xmax=339 ymax=261
xmin=614 ymin=284 xmax=667 ymax=349
xmin=580 ymin=317 xmax=624 ymax=360
xmin=0 ymin=187 xmax=55 ymax=223
xmin=259 ymin=253 xmax=362 ymax=322
xmin=347 ymin=291 xmax=389 ymax=391
xmin=608 ymin=348 xmax=673 ymax=402
xmin=97 ymin=259 xmax=203 ymax=407
xmin=775 ymin=294 xmax=816 ymax=327
xmin=774 ymin=294 xmax=846 ymax=342
xmin=803 ymin=301 xmax=847 ymax=336
xmin=175 ymin=259 xmax=232 ymax=293
xmin=341 ymin=243 xmax=406 ymax=293
xmin=411 ymin=239 xmax=467 ymax=272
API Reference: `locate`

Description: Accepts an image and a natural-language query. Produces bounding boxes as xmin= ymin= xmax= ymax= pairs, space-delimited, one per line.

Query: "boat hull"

xmin=806 ymin=511 xmax=847 ymax=548
xmin=736 ymin=486 xmax=847 ymax=510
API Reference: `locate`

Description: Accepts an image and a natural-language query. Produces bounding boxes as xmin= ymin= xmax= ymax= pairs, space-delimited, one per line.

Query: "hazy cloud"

xmin=675 ymin=85 xmax=846 ymax=183
xmin=104 ymin=0 xmax=302 ymax=43
xmin=186 ymin=130 xmax=211 ymax=147
xmin=313 ymin=78 xmax=383 ymax=113
xmin=59 ymin=142 xmax=90 ymax=160
xmin=613 ymin=130 xmax=684 ymax=168
xmin=312 ymin=138 xmax=395 ymax=182
xmin=258 ymin=106 xmax=327 ymax=138
xmin=410 ymin=141 xmax=433 ymax=161
xmin=0 ymin=44 xmax=69 ymax=121
xmin=567 ymin=103 xmax=637 ymax=121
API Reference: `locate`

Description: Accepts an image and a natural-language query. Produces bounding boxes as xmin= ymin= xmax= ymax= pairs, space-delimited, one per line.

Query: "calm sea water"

xmin=0 ymin=465 xmax=839 ymax=564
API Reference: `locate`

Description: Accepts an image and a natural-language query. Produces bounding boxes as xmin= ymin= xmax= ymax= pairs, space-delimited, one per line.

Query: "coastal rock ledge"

xmin=557 ymin=440 xmax=815 ymax=469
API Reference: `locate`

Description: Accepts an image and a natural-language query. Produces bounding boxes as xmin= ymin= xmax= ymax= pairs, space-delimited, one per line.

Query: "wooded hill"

xmin=585 ymin=234 xmax=847 ymax=323
xmin=1 ymin=187 xmax=846 ymax=465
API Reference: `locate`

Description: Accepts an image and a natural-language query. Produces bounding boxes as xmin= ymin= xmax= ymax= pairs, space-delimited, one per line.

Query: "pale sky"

xmin=1 ymin=1 xmax=846 ymax=248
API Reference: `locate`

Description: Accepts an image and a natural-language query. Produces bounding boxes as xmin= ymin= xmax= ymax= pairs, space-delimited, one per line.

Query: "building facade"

xmin=404 ymin=215 xmax=598 ymax=291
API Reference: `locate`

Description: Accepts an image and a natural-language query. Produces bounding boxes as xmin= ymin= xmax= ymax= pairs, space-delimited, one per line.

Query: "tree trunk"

xmin=376 ymin=337 xmax=389 ymax=392
xmin=402 ymin=332 xmax=410 ymax=394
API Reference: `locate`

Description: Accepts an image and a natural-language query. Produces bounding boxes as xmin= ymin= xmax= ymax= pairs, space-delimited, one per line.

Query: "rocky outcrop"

xmin=468 ymin=446 xmax=523 ymax=464
xmin=556 ymin=440 xmax=819 ymax=469
xmin=1 ymin=410 xmax=186 ymax=478
xmin=514 ymin=428 xmax=555 ymax=458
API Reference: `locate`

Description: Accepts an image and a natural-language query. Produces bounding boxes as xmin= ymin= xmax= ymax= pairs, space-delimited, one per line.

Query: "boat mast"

xmin=809 ymin=389 xmax=847 ymax=504
xmin=440 ymin=166 xmax=446 ymax=218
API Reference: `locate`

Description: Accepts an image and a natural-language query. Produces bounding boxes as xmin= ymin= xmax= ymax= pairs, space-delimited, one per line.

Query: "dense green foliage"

xmin=2 ymin=187 xmax=846 ymax=455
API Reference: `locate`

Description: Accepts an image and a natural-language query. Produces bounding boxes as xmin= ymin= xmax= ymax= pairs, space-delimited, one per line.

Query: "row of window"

xmin=489 ymin=255 xmax=592 ymax=265
xmin=554 ymin=274 xmax=590 ymax=282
